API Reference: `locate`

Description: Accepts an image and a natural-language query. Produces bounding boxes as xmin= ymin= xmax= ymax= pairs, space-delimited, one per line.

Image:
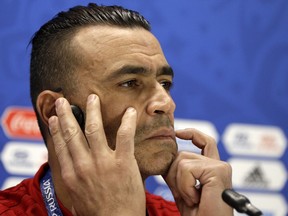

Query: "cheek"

xmin=101 ymin=106 xmax=124 ymax=150
xmin=103 ymin=116 xmax=121 ymax=150
xmin=99 ymin=95 xmax=147 ymax=149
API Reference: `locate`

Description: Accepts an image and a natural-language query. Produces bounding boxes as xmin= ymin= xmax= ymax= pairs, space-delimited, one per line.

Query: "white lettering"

xmin=43 ymin=178 xmax=59 ymax=215
xmin=10 ymin=113 xmax=39 ymax=135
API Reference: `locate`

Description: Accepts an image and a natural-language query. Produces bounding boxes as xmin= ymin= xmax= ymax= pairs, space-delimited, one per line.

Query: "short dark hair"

xmin=29 ymin=3 xmax=151 ymax=141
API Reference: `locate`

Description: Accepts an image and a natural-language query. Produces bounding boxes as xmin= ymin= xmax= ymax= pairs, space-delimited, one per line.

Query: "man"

xmin=0 ymin=3 xmax=233 ymax=216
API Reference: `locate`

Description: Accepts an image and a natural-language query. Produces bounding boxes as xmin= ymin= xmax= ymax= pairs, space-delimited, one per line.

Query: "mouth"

xmin=146 ymin=128 xmax=176 ymax=141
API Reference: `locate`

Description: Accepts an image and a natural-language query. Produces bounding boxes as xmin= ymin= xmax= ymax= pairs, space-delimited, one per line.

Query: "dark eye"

xmin=160 ymin=80 xmax=173 ymax=91
xmin=120 ymin=79 xmax=139 ymax=88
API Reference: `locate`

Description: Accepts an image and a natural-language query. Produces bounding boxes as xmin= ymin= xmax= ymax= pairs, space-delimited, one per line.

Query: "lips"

xmin=146 ymin=128 xmax=176 ymax=140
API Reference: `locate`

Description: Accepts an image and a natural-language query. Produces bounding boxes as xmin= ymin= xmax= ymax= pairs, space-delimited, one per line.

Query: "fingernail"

xmin=127 ymin=107 xmax=135 ymax=112
xmin=87 ymin=94 xmax=96 ymax=104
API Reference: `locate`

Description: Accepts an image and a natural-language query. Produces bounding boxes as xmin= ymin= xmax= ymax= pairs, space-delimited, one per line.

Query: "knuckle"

xmin=177 ymin=159 xmax=185 ymax=168
xmin=117 ymin=126 xmax=132 ymax=139
xmin=85 ymin=122 xmax=101 ymax=136
xmin=216 ymin=161 xmax=232 ymax=177
xmin=177 ymin=151 xmax=185 ymax=158
xmin=216 ymin=161 xmax=233 ymax=187
xmin=75 ymin=164 xmax=87 ymax=177
xmin=115 ymin=159 xmax=125 ymax=169
xmin=208 ymin=136 xmax=216 ymax=144
xmin=61 ymin=170 xmax=75 ymax=187
xmin=177 ymin=159 xmax=189 ymax=170
xmin=204 ymin=135 xmax=216 ymax=146
xmin=62 ymin=126 xmax=79 ymax=143
xmin=49 ymin=125 xmax=59 ymax=136
xmin=74 ymin=161 xmax=90 ymax=176
xmin=223 ymin=162 xmax=233 ymax=175
xmin=177 ymin=151 xmax=191 ymax=159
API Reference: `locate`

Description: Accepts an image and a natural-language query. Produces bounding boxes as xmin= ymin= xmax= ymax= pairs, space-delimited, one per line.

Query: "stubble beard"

xmin=130 ymin=117 xmax=177 ymax=179
xmin=104 ymin=115 xmax=178 ymax=179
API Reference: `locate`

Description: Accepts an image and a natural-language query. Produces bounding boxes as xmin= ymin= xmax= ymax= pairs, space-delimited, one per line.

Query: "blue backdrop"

xmin=0 ymin=1 xmax=287 ymax=215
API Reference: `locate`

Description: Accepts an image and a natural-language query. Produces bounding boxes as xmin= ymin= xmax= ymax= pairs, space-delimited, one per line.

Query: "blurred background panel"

xmin=0 ymin=1 xmax=287 ymax=215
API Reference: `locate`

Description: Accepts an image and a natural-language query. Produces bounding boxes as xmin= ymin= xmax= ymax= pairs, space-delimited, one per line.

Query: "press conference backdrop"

xmin=0 ymin=1 xmax=287 ymax=215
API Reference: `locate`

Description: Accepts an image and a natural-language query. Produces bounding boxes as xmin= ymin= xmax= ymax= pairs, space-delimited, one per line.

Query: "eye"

xmin=120 ymin=79 xmax=140 ymax=88
xmin=160 ymin=80 xmax=173 ymax=91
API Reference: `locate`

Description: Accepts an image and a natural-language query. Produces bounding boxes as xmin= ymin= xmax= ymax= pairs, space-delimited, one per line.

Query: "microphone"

xmin=222 ymin=189 xmax=263 ymax=216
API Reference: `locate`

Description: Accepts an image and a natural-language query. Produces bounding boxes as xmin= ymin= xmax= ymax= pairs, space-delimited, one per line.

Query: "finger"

xmin=115 ymin=107 xmax=137 ymax=158
xmin=176 ymin=160 xmax=200 ymax=206
xmin=55 ymin=97 xmax=89 ymax=161
xmin=164 ymin=152 xmax=202 ymax=199
xmin=176 ymin=128 xmax=220 ymax=160
xmin=85 ymin=94 xmax=110 ymax=154
xmin=164 ymin=152 xmax=196 ymax=199
xmin=49 ymin=115 xmax=74 ymax=177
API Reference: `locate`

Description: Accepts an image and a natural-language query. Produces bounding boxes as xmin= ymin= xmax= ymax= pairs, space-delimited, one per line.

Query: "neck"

xmin=47 ymin=151 xmax=73 ymax=212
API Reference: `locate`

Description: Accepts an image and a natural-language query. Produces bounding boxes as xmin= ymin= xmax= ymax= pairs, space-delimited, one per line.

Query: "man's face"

xmin=71 ymin=26 xmax=177 ymax=178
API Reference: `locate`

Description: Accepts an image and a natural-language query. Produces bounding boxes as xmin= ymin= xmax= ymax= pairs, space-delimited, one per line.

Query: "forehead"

xmin=73 ymin=25 xmax=160 ymax=52
xmin=72 ymin=25 xmax=168 ymax=76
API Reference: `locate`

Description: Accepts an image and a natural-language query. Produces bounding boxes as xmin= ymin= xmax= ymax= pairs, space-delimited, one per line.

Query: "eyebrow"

xmin=159 ymin=65 xmax=174 ymax=78
xmin=107 ymin=65 xmax=174 ymax=81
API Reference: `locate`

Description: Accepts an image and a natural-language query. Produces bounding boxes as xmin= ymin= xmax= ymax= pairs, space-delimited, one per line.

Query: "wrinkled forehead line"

xmin=72 ymin=25 xmax=160 ymax=51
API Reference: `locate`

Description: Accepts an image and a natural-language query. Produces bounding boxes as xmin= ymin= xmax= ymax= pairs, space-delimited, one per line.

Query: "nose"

xmin=146 ymin=83 xmax=176 ymax=115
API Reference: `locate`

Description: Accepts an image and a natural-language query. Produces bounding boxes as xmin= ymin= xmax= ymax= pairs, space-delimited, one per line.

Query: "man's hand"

xmin=164 ymin=129 xmax=233 ymax=216
xmin=48 ymin=94 xmax=145 ymax=216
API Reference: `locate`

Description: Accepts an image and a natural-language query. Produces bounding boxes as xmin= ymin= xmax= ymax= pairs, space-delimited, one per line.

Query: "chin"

xmin=137 ymin=150 xmax=175 ymax=179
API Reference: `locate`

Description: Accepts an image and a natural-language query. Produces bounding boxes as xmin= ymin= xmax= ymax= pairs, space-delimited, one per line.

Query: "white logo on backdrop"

xmin=228 ymin=158 xmax=287 ymax=191
xmin=0 ymin=107 xmax=42 ymax=139
xmin=0 ymin=141 xmax=47 ymax=175
xmin=222 ymin=123 xmax=287 ymax=158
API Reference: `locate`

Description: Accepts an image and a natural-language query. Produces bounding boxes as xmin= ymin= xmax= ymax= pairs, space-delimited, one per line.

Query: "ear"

xmin=36 ymin=90 xmax=63 ymax=127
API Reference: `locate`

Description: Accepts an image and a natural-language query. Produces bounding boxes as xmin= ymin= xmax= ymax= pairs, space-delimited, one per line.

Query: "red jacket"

xmin=0 ymin=163 xmax=180 ymax=215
